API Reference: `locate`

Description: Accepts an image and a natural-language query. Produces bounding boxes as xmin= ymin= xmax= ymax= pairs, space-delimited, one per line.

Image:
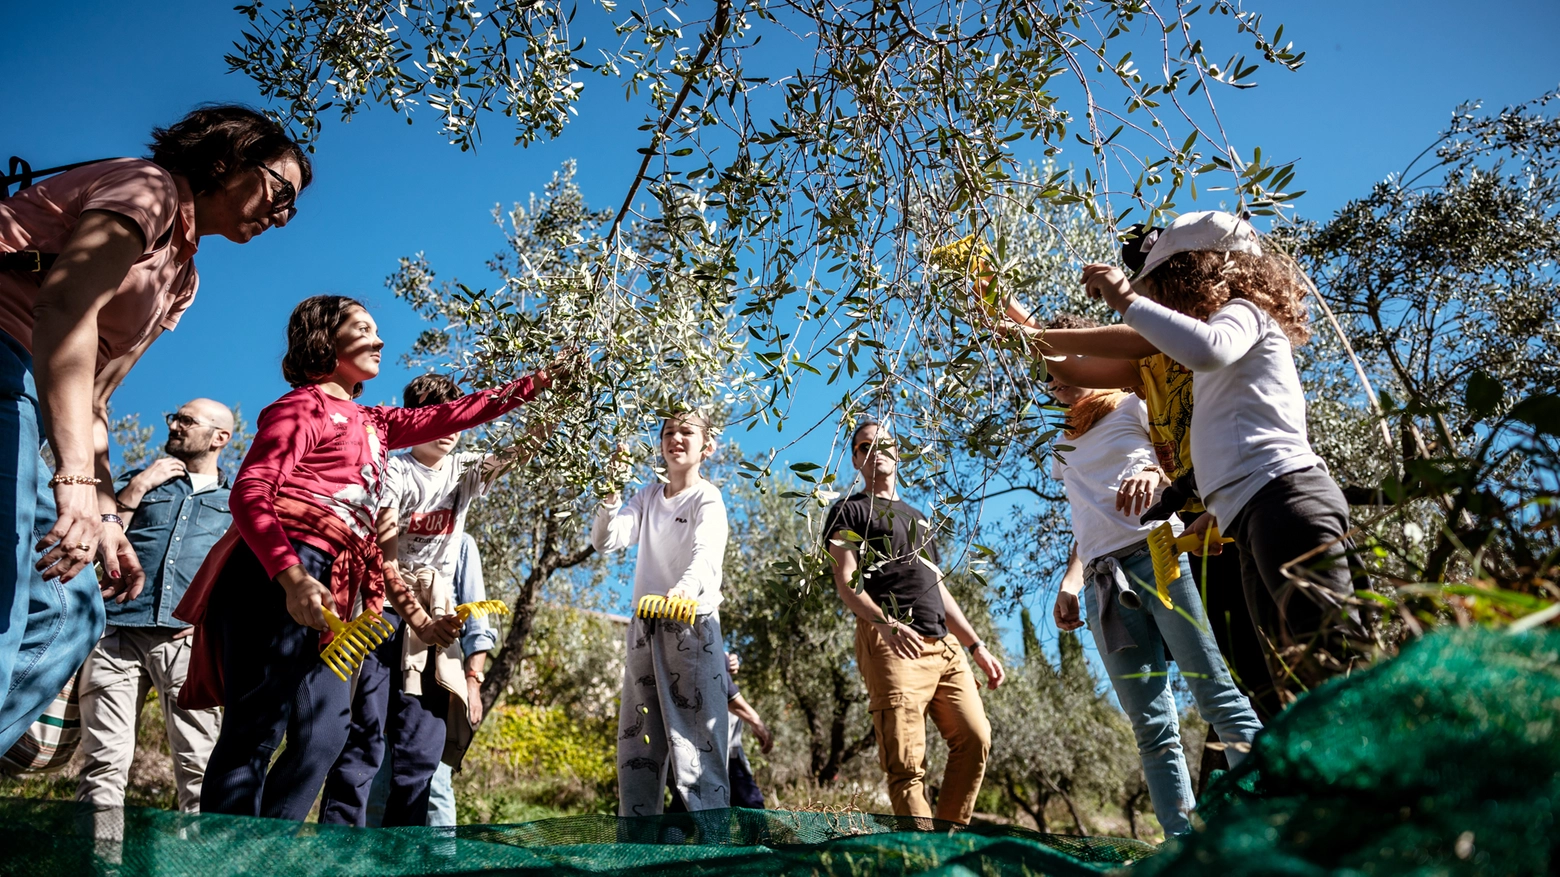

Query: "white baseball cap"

xmin=1137 ymin=211 xmax=1263 ymax=278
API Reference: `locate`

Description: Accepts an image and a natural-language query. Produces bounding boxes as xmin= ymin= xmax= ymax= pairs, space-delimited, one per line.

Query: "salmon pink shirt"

xmin=0 ymin=158 xmax=198 ymax=371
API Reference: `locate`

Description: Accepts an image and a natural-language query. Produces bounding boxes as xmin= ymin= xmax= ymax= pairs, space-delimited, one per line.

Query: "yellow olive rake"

xmin=1146 ymin=522 xmax=1235 ymax=609
xmin=455 ymin=600 xmax=510 ymax=623
xmin=320 ymin=608 xmax=395 ymax=682
xmin=636 ymin=594 xmax=698 ymax=625
xmin=927 ymin=233 xmax=993 ymax=275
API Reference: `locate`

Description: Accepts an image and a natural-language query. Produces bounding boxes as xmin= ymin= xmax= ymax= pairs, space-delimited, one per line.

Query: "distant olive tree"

xmin=1283 ymin=91 xmax=1560 ymax=630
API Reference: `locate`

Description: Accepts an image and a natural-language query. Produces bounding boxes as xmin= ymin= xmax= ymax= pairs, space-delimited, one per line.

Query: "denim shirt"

xmin=104 ymin=469 xmax=232 ymax=628
xmin=452 ymin=532 xmax=498 ymax=657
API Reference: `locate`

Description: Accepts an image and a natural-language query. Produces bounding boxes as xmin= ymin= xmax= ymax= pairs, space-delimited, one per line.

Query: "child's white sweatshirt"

xmin=590 ymin=480 xmax=729 ymax=616
xmin=1123 ymin=296 xmax=1324 ymax=524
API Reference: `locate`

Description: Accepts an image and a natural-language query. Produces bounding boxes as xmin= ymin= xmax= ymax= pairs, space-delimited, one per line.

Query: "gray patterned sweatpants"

xmin=617 ymin=613 xmax=730 ymax=816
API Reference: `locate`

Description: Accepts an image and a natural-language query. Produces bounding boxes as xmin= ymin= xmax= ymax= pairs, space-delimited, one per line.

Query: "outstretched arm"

xmin=1045 ymin=354 xmax=1144 ymax=391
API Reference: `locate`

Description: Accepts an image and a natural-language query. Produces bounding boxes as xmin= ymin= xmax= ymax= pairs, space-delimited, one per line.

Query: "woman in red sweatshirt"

xmin=182 ymin=295 xmax=557 ymax=820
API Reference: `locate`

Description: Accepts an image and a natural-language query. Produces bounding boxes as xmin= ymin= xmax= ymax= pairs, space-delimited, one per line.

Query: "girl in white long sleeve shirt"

xmin=1082 ymin=211 xmax=1369 ymax=700
xmin=592 ymin=412 xmax=732 ymax=816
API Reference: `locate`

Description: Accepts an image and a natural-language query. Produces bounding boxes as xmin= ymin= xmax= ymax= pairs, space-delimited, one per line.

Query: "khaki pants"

xmin=855 ymin=618 xmax=991 ymax=824
xmin=76 ymin=626 xmax=222 ymax=812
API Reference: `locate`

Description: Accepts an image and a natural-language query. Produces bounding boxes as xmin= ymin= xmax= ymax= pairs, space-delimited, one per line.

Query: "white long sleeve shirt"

xmin=1123 ymin=296 xmax=1324 ymax=523
xmin=590 ymin=480 xmax=729 ymax=615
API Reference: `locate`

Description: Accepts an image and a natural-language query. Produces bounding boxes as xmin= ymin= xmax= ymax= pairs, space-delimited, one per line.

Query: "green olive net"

xmin=0 ymin=801 xmax=1150 ymax=876
xmin=1 ymin=627 xmax=1553 ymax=876
xmin=1140 ymin=626 xmax=1559 ymax=876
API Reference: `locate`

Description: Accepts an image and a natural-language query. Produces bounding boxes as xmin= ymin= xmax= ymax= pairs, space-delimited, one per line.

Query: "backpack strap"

xmin=1 ymin=157 xmax=157 ymax=279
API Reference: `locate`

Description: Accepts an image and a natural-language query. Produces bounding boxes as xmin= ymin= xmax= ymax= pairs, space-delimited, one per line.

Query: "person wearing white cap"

xmin=1076 ymin=211 xmax=1370 ymax=701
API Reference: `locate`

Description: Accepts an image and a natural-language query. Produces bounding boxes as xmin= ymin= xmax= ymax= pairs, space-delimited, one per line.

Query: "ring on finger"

xmin=74 ymin=541 xmax=91 ymax=552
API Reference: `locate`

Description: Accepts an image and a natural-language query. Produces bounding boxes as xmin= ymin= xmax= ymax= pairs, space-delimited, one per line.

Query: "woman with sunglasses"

xmin=0 ymin=105 xmax=310 ymax=754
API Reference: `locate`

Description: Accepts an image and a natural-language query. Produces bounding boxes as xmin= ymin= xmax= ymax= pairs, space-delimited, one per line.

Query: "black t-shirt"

xmin=823 ymin=492 xmax=946 ymax=638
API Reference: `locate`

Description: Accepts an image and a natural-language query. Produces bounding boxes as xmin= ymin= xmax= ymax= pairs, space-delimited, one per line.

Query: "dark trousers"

xmin=318 ymin=614 xmax=449 ymax=827
xmin=1225 ymin=466 xmax=1368 ymax=702
xmin=199 ymin=541 xmax=352 ymax=821
xmin=1190 ymin=544 xmax=1278 ymax=793
xmin=1192 ymin=545 xmax=1281 ymax=723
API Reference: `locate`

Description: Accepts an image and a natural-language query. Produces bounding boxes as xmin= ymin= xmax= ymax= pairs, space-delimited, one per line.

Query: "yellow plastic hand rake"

xmin=1146 ymin=522 xmax=1235 ymax=609
xmin=636 ymin=594 xmax=698 ymax=625
xmin=927 ymin=233 xmax=993 ymax=275
xmin=320 ymin=608 xmax=394 ymax=682
xmin=455 ymin=600 xmax=511 ymax=623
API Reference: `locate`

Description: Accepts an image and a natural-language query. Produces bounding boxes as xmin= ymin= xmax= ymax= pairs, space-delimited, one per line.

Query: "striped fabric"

xmin=0 ymin=672 xmax=81 ymax=776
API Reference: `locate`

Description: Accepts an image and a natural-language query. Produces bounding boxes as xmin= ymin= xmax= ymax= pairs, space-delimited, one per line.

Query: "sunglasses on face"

xmin=166 ymin=413 xmax=218 ymax=430
xmin=854 ymin=438 xmax=898 ymax=455
xmin=255 ymin=163 xmax=298 ymax=223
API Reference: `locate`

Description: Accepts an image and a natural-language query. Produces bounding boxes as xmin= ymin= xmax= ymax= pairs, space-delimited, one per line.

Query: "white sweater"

xmin=590 ymin=480 xmax=729 ymax=615
xmin=1123 ymin=297 xmax=1324 ymax=523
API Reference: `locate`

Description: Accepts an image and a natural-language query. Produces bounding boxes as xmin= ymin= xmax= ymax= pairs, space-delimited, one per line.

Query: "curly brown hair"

xmin=403 ymin=373 xmax=462 ymax=409
xmin=1145 ymin=250 xmax=1312 ymax=345
xmin=149 ymin=105 xmax=312 ymax=196
xmin=282 ymin=295 xmax=368 ymax=395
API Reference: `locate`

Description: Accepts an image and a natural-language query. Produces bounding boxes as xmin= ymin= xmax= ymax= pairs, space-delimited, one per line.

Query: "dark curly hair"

xmin=282 ymin=295 xmax=368 ymax=395
xmin=1145 ymin=250 xmax=1312 ymax=345
xmin=403 ymin=373 xmax=462 ymax=409
xmin=1045 ymin=313 xmax=1102 ymax=331
xmin=149 ymin=105 xmax=312 ymax=196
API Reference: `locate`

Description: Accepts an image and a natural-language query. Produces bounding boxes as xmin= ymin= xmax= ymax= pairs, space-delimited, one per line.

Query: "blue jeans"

xmin=1083 ymin=546 xmax=1263 ymax=837
xmin=0 ymin=332 xmax=104 ymax=754
xmin=368 ymin=758 xmax=456 ymax=826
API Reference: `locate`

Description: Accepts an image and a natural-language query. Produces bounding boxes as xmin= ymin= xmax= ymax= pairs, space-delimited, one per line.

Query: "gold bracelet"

xmin=48 ymin=474 xmax=102 ymax=487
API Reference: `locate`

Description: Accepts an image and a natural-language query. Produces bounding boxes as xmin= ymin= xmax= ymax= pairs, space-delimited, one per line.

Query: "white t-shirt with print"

xmin=383 ymin=450 xmax=488 ymax=581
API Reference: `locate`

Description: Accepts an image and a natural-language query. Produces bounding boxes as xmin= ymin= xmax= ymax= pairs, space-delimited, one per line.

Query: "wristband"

xmin=101 ymin=514 xmax=125 ymax=530
xmin=49 ymin=474 xmax=101 ymax=487
xmin=967 ymin=641 xmax=985 ymax=655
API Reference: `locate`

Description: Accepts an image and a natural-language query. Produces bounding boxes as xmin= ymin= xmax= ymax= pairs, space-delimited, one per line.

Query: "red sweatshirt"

xmin=231 ymin=377 xmax=543 ymax=582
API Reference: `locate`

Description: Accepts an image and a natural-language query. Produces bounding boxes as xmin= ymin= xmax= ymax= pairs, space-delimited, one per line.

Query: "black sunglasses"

xmin=166 ymin=412 xmax=219 ymax=430
xmin=255 ymin=163 xmax=298 ymax=223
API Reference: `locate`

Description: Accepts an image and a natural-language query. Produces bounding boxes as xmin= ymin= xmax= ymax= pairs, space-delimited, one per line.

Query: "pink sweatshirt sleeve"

xmin=379 ymin=373 xmax=546 ymax=450
xmin=231 ymin=390 xmax=326 ymax=578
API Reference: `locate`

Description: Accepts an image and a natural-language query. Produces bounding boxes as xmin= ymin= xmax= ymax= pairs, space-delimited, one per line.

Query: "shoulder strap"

xmin=3 ymin=156 xmax=118 ymax=200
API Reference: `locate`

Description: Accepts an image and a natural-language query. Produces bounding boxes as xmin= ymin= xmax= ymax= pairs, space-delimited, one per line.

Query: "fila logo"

xmin=675 ymin=517 xmax=688 ymax=523
xmin=406 ymin=509 xmax=455 ymax=535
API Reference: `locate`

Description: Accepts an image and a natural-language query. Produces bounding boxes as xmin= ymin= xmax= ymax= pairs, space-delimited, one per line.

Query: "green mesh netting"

xmin=1 ymin=627 xmax=1554 ymax=876
xmin=0 ymin=802 xmax=1149 ymax=876
xmin=1140 ymin=627 xmax=1560 ymax=876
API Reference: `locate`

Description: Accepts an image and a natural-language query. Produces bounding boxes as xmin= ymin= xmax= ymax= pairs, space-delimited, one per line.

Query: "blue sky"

xmin=4 ymin=2 xmax=1558 ymax=653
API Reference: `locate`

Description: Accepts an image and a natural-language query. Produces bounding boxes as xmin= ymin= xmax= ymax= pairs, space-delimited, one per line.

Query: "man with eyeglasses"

xmin=75 ymin=399 xmax=235 ymax=813
xmin=823 ymin=420 xmax=1004 ymax=826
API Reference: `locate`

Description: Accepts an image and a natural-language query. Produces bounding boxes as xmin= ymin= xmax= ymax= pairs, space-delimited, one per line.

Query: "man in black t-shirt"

xmin=823 ymin=421 xmax=1003 ymax=825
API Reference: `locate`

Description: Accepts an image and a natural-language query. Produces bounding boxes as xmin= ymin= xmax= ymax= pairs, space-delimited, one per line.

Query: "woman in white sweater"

xmin=1082 ymin=211 xmax=1370 ymax=699
xmin=591 ymin=411 xmax=732 ymax=816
